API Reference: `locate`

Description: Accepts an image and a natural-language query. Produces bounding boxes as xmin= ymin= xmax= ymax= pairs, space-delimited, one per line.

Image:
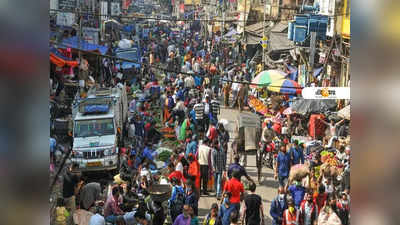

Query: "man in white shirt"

xmin=230 ymin=79 xmax=240 ymax=108
xmin=203 ymin=95 xmax=211 ymax=132
xmin=184 ymin=75 xmax=195 ymax=89
xmin=198 ymin=138 xmax=212 ymax=195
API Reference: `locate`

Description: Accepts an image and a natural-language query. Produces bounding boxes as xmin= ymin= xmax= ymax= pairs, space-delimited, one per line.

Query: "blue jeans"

xmin=214 ymin=172 xmax=222 ymax=197
xmin=105 ymin=215 xmax=118 ymax=224
xmin=278 ymin=176 xmax=288 ymax=187
xmin=231 ymin=203 xmax=240 ymax=212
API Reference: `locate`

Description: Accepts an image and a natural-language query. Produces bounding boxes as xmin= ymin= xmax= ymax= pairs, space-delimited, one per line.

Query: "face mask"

xmin=341 ymin=200 xmax=348 ymax=205
xmin=289 ymin=206 xmax=295 ymax=214
xmin=279 ymin=194 xmax=285 ymax=199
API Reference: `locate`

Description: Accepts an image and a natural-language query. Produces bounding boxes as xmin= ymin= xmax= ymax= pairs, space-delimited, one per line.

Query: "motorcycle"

xmin=259 ymin=139 xmax=280 ymax=169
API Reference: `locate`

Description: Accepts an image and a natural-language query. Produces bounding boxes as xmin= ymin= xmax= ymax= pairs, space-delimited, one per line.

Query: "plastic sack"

xmin=84 ymin=104 xmax=109 ymax=114
xmin=320 ymin=163 xmax=339 ymax=177
xmin=317 ymin=207 xmax=342 ymax=225
xmin=118 ymin=39 xmax=132 ymax=49
xmin=289 ymin=164 xmax=310 ymax=182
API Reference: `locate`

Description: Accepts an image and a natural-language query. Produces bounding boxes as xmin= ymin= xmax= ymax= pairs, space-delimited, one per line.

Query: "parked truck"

xmin=70 ymin=86 xmax=128 ymax=172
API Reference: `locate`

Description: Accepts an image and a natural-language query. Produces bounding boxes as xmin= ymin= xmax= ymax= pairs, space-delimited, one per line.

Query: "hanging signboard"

xmin=82 ymin=27 xmax=100 ymax=45
xmin=58 ymin=0 xmax=77 ymax=10
xmin=111 ymin=2 xmax=121 ymax=16
xmin=100 ymin=1 xmax=108 ymax=21
xmin=56 ymin=12 xmax=76 ymax=26
xmin=236 ymin=0 xmax=251 ymax=33
xmin=50 ymin=0 xmax=58 ymax=12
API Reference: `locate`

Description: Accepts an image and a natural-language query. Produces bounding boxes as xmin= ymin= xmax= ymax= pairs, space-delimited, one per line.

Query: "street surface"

xmin=197 ymin=107 xmax=277 ymax=224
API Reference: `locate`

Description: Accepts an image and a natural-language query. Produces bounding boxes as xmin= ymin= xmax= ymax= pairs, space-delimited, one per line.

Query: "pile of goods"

xmin=320 ymin=150 xmax=334 ymax=163
xmin=160 ymin=127 xmax=176 ymax=139
xmin=158 ymin=150 xmax=173 ymax=162
xmin=289 ymin=164 xmax=310 ymax=182
xmin=320 ymin=162 xmax=342 ymax=178
xmin=248 ymin=96 xmax=269 ymax=116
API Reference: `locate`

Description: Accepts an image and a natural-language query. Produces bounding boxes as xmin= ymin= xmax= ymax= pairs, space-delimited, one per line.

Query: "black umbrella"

xmin=291 ymin=98 xmax=337 ymax=115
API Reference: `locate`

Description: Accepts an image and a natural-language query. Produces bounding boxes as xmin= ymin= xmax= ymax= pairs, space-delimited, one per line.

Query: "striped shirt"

xmin=189 ymin=88 xmax=200 ymax=98
xmin=193 ymin=103 xmax=205 ymax=120
xmin=211 ymin=100 xmax=220 ymax=115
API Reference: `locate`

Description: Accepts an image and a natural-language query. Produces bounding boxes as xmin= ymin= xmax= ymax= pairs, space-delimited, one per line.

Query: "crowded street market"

xmin=49 ymin=0 xmax=351 ymax=224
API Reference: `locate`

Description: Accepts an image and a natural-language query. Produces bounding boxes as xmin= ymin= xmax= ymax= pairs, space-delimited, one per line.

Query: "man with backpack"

xmin=169 ymin=178 xmax=186 ymax=223
xmin=270 ymin=186 xmax=288 ymax=225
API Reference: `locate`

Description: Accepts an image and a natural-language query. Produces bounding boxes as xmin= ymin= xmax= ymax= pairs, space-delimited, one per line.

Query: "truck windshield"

xmin=74 ymin=119 xmax=115 ymax=137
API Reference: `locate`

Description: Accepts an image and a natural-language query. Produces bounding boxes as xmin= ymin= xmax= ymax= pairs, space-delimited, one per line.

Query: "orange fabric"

xmin=50 ymin=53 xmax=78 ymax=68
xmin=188 ymin=160 xmax=201 ymax=189
xmin=163 ymin=106 xmax=171 ymax=124
xmin=282 ymin=209 xmax=301 ymax=225
xmin=308 ymin=114 xmax=326 ymax=139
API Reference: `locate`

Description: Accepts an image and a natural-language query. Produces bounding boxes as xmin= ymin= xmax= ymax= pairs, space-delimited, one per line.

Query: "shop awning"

xmin=59 ymin=36 xmax=108 ymax=55
xmin=49 ymin=47 xmax=78 ymax=68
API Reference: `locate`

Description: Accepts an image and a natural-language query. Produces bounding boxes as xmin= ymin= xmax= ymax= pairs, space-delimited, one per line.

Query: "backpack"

xmin=172 ymin=188 xmax=185 ymax=214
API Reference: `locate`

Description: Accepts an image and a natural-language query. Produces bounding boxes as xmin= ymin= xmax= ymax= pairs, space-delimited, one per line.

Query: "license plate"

xmin=87 ymin=161 xmax=102 ymax=167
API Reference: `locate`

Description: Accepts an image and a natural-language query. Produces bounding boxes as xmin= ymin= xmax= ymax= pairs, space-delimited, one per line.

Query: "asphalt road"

xmin=197 ymin=107 xmax=279 ymax=225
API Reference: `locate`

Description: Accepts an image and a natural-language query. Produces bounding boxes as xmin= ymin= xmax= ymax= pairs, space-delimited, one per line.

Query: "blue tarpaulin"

xmin=60 ymin=36 xmax=108 ymax=55
xmin=123 ymin=25 xmax=135 ymax=32
xmin=286 ymin=65 xmax=298 ymax=81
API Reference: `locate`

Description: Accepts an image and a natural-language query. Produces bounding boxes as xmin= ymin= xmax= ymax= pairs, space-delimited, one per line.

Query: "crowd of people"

xmin=51 ymin=16 xmax=350 ymax=225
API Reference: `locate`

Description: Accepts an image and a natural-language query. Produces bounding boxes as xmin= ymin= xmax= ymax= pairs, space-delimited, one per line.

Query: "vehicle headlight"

xmin=103 ymin=147 xmax=114 ymax=156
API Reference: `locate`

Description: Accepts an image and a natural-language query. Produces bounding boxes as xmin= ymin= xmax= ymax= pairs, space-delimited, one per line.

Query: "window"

xmin=74 ymin=119 xmax=115 ymax=137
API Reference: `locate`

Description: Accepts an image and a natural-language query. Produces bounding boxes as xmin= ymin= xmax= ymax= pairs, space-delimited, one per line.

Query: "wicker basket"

xmin=148 ymin=184 xmax=171 ymax=202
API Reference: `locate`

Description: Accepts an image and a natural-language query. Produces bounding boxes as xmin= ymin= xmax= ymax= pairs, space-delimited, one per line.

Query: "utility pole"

xmin=243 ymin=0 xmax=246 ymax=39
xmin=262 ymin=0 xmax=266 ymax=68
xmin=308 ymin=31 xmax=317 ymax=85
xmin=222 ymin=0 xmax=225 ymax=40
xmin=78 ymin=7 xmax=82 ymax=81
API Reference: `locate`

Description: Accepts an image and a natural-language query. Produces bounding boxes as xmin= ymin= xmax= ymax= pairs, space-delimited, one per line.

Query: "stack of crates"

xmin=288 ymin=14 xmax=329 ymax=46
xmin=293 ymin=15 xmax=309 ymax=44
xmin=308 ymin=15 xmax=329 ymax=40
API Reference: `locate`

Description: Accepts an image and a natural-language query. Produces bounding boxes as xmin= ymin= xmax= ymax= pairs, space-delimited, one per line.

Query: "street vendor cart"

xmin=233 ymin=112 xmax=262 ymax=168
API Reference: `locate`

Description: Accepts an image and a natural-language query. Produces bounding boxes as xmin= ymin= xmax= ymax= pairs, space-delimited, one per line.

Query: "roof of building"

xmin=270 ymin=22 xmax=289 ymax=33
xmin=268 ymin=32 xmax=294 ymax=52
